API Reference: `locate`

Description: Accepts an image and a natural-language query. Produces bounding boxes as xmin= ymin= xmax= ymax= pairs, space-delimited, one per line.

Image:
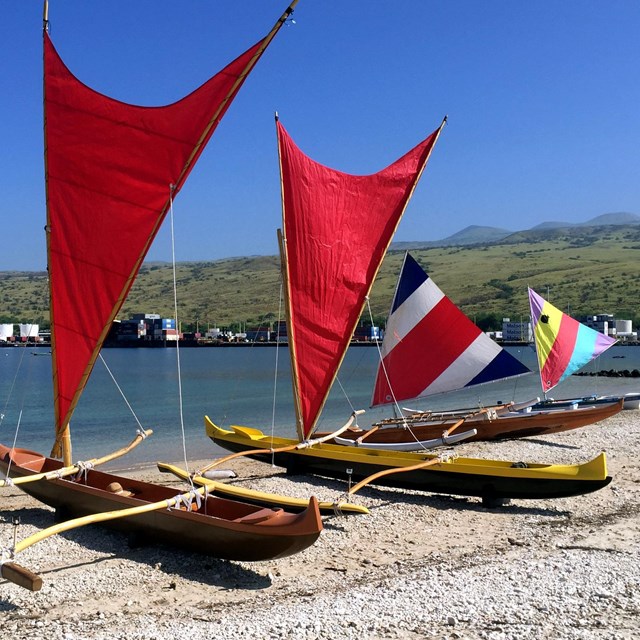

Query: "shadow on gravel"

xmin=519 ymin=438 xmax=582 ymax=450
xmin=0 ymin=507 xmax=277 ymax=592
xmin=0 ymin=506 xmax=53 ymax=528
xmin=269 ymin=469 xmax=572 ymax=518
xmin=355 ymin=487 xmax=570 ymax=517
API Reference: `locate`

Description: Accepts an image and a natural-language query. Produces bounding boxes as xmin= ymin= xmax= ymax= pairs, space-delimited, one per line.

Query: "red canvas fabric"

xmin=278 ymin=120 xmax=443 ymax=438
xmin=45 ymin=31 xmax=269 ymax=436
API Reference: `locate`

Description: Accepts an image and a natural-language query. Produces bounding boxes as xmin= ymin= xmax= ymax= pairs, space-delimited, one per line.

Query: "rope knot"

xmin=74 ymin=460 xmax=93 ymax=482
xmin=172 ymin=489 xmax=202 ymax=512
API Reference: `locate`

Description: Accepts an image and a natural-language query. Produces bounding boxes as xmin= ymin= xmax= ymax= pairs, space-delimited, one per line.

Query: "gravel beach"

xmin=1 ymin=410 xmax=639 ymax=639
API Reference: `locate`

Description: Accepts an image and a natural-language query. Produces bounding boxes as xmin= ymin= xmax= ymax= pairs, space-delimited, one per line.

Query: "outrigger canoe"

xmin=0 ymin=444 xmax=322 ymax=563
xmin=206 ymin=417 xmax=612 ymax=504
xmin=329 ymin=397 xmax=623 ymax=449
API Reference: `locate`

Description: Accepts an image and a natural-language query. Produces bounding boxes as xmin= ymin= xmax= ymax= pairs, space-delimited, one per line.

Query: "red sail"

xmin=45 ymin=30 xmax=273 ymax=439
xmin=278 ymin=119 xmax=444 ymax=439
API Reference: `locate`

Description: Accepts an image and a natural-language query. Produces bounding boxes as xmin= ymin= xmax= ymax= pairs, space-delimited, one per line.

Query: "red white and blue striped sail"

xmin=371 ymin=253 xmax=530 ymax=406
xmin=528 ymin=288 xmax=617 ymax=393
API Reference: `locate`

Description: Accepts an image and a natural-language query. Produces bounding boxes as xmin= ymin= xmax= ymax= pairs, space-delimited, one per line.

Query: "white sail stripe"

xmin=380 ymin=278 xmax=445 ymax=359
xmin=416 ymin=333 xmax=503 ymax=397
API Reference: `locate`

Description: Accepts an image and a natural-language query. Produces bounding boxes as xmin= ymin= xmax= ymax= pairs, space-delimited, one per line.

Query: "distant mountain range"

xmin=391 ymin=212 xmax=640 ymax=250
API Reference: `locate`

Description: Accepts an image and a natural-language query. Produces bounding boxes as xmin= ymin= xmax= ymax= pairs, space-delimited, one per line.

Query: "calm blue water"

xmin=1 ymin=344 xmax=638 ymax=469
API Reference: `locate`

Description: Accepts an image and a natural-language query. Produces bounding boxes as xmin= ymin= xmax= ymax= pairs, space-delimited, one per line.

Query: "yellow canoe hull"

xmin=206 ymin=416 xmax=611 ymax=503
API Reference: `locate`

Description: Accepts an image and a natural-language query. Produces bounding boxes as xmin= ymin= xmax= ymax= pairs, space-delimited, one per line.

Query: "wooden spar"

xmin=157 ymin=461 xmax=370 ymax=515
xmin=276 ymin=111 xmax=304 ymax=441
xmin=440 ymin=418 xmax=465 ymax=438
xmin=59 ymin=424 xmax=72 ymax=467
xmin=0 ymin=479 xmax=217 ymax=590
xmin=48 ymin=1 xmax=301 ymax=460
xmin=42 ymin=0 xmax=61 ymax=460
xmin=2 ymin=477 xmax=217 ymax=590
xmin=356 ymin=425 xmax=379 ymax=444
xmin=0 ymin=429 xmax=153 ymax=488
xmin=277 ymin=228 xmax=305 ymax=441
xmin=1 ymin=562 xmax=42 ymax=592
xmin=197 ymin=410 xmax=365 ymax=475
xmin=348 ymin=455 xmax=445 ymax=496
xmin=171 ymin=1 xmax=300 ymax=197
xmin=441 ymin=408 xmax=490 ymax=438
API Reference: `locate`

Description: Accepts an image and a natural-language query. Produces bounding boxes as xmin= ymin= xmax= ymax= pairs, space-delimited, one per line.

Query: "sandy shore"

xmin=1 ymin=411 xmax=639 ymax=639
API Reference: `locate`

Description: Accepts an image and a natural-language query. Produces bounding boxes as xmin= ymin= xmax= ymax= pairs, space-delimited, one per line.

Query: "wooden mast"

xmin=41 ymin=0 xmax=73 ymax=464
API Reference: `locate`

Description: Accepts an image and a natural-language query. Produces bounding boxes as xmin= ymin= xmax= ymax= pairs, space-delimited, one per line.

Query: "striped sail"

xmin=528 ymin=288 xmax=616 ymax=393
xmin=371 ymin=253 xmax=530 ymax=406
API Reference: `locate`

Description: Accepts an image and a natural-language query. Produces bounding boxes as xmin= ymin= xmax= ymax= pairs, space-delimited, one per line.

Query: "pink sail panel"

xmin=278 ymin=120 xmax=444 ymax=439
xmin=45 ymin=31 xmax=272 ymax=437
xmin=529 ymin=288 xmax=617 ymax=392
xmin=372 ymin=253 xmax=530 ymax=406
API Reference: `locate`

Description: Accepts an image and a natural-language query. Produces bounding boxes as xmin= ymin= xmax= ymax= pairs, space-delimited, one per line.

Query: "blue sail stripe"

xmin=391 ymin=253 xmax=429 ymax=313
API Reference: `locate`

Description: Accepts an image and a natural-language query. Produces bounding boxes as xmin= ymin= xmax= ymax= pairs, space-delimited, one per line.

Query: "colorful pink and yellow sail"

xmin=528 ymin=288 xmax=616 ymax=393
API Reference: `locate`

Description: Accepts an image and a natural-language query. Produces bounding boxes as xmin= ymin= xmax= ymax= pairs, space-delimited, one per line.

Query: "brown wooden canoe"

xmin=327 ymin=398 xmax=624 ymax=449
xmin=0 ymin=444 xmax=322 ymax=561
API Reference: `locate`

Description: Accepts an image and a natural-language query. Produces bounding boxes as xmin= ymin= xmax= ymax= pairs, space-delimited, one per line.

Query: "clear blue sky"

xmin=2 ymin=1 xmax=639 ymax=271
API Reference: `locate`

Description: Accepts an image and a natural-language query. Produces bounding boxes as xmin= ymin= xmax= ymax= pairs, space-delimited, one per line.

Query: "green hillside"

xmin=1 ymin=225 xmax=639 ymax=331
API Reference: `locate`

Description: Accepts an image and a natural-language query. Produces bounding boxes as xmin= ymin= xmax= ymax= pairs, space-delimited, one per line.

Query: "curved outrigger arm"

xmin=0 ymin=429 xmax=153 ymax=488
xmin=197 ymin=410 xmax=366 ymax=475
xmin=347 ymin=452 xmax=455 ymax=496
xmin=1 ymin=476 xmax=209 ymax=591
xmin=343 ymin=416 xmax=470 ymax=496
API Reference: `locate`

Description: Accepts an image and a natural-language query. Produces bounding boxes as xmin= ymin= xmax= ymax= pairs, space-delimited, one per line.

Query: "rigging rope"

xmin=2 ymin=301 xmax=46 ymax=478
xmin=365 ymin=297 xmax=434 ymax=451
xmin=98 ymin=353 xmax=145 ymax=433
xmin=0 ymin=346 xmax=29 ymax=433
xmin=168 ymin=189 xmax=194 ymax=491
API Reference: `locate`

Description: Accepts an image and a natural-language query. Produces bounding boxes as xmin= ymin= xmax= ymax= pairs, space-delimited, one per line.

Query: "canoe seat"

xmin=234 ymin=507 xmax=284 ymax=524
xmin=231 ymin=425 xmax=268 ymax=440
